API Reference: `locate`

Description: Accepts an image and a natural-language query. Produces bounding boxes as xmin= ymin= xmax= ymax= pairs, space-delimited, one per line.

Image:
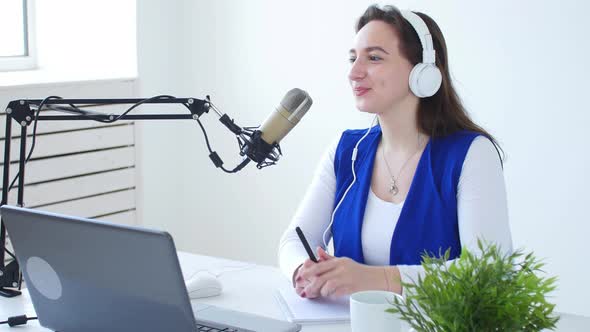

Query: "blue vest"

xmin=331 ymin=126 xmax=480 ymax=265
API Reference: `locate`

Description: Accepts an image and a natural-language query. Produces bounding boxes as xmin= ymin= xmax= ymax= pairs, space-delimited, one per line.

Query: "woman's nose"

xmin=348 ymin=60 xmax=366 ymax=82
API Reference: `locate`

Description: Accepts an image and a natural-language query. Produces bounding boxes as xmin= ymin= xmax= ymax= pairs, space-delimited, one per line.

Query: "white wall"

xmin=137 ymin=0 xmax=590 ymax=316
xmin=135 ymin=0 xmax=191 ymax=246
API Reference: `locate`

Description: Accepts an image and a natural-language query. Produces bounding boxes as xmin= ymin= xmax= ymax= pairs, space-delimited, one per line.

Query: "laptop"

xmin=1 ymin=205 xmax=301 ymax=332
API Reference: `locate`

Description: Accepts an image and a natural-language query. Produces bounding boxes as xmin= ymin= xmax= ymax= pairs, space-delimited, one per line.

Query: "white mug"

xmin=350 ymin=290 xmax=405 ymax=332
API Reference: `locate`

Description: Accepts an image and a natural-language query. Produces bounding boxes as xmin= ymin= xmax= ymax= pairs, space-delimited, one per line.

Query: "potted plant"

xmin=388 ymin=240 xmax=559 ymax=331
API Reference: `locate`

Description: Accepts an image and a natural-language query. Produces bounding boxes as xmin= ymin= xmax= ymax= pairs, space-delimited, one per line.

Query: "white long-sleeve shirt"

xmin=278 ymin=135 xmax=513 ymax=291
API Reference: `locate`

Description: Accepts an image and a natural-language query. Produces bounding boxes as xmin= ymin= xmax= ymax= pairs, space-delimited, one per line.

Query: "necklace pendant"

xmin=389 ymin=178 xmax=399 ymax=196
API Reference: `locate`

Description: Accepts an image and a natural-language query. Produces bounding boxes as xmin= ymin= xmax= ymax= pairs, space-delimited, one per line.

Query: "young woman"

xmin=278 ymin=4 xmax=512 ymax=299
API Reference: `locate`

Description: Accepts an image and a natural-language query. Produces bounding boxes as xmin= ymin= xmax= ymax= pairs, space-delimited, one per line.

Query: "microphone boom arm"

xmin=0 ymin=94 xmax=279 ymax=297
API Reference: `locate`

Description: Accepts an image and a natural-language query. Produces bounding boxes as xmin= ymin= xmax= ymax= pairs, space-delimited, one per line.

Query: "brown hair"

xmin=356 ymin=4 xmax=504 ymax=162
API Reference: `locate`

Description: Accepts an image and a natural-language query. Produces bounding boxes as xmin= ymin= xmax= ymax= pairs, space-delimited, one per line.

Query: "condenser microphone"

xmin=259 ymin=88 xmax=313 ymax=145
xmin=240 ymin=88 xmax=312 ymax=168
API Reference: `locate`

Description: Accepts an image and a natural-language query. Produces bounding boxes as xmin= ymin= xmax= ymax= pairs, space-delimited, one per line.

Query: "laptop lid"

xmin=1 ymin=205 xmax=197 ymax=332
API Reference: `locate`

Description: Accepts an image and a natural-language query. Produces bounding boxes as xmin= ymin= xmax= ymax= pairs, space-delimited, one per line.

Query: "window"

xmin=0 ymin=0 xmax=37 ymax=71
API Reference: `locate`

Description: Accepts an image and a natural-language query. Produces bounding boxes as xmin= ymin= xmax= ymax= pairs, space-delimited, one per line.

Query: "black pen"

xmin=295 ymin=226 xmax=318 ymax=263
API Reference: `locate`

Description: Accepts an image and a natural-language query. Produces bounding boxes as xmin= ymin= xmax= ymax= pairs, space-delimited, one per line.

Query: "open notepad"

xmin=274 ymin=286 xmax=350 ymax=324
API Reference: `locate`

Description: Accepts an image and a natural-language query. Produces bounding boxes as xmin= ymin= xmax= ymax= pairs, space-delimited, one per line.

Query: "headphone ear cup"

xmin=409 ymin=63 xmax=442 ymax=98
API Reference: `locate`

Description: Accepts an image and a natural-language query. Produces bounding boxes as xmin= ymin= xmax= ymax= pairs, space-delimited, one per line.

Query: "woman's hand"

xmin=293 ymin=262 xmax=310 ymax=298
xmin=293 ymin=249 xmax=334 ymax=298
xmin=297 ymin=248 xmax=390 ymax=298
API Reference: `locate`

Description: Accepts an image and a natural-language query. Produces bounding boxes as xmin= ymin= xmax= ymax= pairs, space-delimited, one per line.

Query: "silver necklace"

xmin=382 ymin=135 xmax=423 ymax=196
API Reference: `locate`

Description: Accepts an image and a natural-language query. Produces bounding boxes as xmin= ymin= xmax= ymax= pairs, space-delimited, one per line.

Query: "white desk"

xmin=0 ymin=252 xmax=588 ymax=331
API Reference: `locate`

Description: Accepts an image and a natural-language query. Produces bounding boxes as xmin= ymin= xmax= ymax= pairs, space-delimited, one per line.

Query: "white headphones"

xmin=400 ymin=10 xmax=442 ymax=98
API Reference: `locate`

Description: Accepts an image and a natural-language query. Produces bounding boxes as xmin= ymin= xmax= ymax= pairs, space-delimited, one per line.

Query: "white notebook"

xmin=274 ymin=286 xmax=350 ymax=324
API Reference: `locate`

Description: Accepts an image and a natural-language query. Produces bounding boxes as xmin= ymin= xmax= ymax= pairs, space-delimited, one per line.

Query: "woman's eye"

xmin=348 ymin=55 xmax=381 ymax=63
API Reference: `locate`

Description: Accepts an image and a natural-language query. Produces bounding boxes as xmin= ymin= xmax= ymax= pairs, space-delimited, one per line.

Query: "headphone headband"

xmin=399 ymin=9 xmax=442 ymax=98
xmin=400 ymin=10 xmax=436 ymax=64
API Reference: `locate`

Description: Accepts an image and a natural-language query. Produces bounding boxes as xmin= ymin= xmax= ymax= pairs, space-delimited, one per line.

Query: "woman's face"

xmin=348 ymin=20 xmax=415 ymax=114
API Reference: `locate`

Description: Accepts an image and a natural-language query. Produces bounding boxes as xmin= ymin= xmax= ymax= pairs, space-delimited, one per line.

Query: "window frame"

xmin=0 ymin=0 xmax=37 ymax=72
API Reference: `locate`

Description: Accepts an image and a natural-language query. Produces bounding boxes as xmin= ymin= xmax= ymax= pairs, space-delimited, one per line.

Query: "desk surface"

xmin=0 ymin=252 xmax=588 ymax=331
